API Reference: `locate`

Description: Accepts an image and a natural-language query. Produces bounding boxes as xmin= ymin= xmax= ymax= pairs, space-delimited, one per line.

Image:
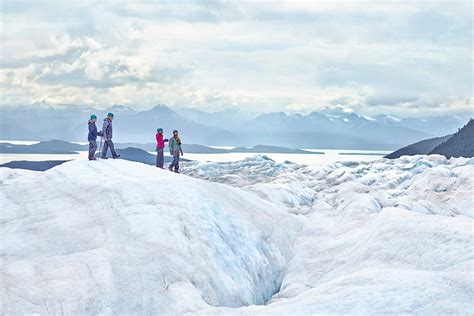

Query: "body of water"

xmin=0 ymin=151 xmax=389 ymax=167
xmin=0 ymin=140 xmax=391 ymax=167
xmin=183 ymin=149 xmax=390 ymax=167
xmin=0 ymin=140 xmax=41 ymax=145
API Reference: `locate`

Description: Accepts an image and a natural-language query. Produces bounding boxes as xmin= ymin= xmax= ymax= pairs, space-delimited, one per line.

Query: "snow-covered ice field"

xmin=1 ymin=155 xmax=473 ymax=314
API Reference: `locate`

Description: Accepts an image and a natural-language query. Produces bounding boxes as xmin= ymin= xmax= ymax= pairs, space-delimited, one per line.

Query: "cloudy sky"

xmin=1 ymin=0 xmax=472 ymax=116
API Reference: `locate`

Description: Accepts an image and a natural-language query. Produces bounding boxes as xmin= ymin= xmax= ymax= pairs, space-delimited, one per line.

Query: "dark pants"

xmin=169 ymin=152 xmax=180 ymax=173
xmin=156 ymin=148 xmax=164 ymax=168
xmin=101 ymin=139 xmax=118 ymax=158
xmin=88 ymin=140 xmax=97 ymax=159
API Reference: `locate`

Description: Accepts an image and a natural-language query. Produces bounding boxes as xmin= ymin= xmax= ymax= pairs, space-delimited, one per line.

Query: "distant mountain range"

xmin=176 ymin=108 xmax=257 ymax=130
xmin=0 ymin=103 xmax=469 ymax=149
xmin=371 ymin=114 xmax=467 ymax=136
xmin=0 ymin=140 xmax=85 ymax=154
xmin=385 ymin=119 xmax=473 ymax=159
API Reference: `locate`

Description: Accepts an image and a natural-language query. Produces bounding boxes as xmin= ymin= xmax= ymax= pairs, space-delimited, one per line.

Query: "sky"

xmin=0 ymin=0 xmax=472 ymax=117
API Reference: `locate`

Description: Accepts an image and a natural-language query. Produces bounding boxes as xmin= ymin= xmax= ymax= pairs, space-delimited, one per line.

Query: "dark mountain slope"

xmin=430 ymin=119 xmax=474 ymax=158
xmin=385 ymin=134 xmax=453 ymax=159
xmin=0 ymin=160 xmax=69 ymax=171
xmin=0 ymin=140 xmax=86 ymax=154
xmin=111 ymin=147 xmax=190 ymax=165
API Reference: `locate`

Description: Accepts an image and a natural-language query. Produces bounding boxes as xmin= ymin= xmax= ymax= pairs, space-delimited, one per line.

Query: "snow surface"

xmin=0 ymin=160 xmax=299 ymax=314
xmin=1 ymin=155 xmax=473 ymax=314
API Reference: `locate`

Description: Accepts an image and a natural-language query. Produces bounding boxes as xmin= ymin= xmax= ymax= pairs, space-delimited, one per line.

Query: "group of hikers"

xmin=87 ymin=112 xmax=183 ymax=173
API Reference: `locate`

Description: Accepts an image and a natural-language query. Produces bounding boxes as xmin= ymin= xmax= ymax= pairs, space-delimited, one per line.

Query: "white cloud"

xmin=0 ymin=0 xmax=472 ymax=116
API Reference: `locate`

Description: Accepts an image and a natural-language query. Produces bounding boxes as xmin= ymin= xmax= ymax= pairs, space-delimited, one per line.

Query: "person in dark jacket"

xmin=155 ymin=128 xmax=168 ymax=168
xmin=168 ymin=130 xmax=183 ymax=173
xmin=101 ymin=112 xmax=120 ymax=159
xmin=88 ymin=115 xmax=103 ymax=160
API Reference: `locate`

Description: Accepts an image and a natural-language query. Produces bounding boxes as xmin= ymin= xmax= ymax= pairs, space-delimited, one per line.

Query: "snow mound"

xmin=0 ymin=159 xmax=299 ymax=314
xmin=184 ymin=155 xmax=474 ymax=314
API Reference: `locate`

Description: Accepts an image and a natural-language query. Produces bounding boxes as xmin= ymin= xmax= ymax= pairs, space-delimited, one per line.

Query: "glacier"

xmin=1 ymin=155 xmax=473 ymax=314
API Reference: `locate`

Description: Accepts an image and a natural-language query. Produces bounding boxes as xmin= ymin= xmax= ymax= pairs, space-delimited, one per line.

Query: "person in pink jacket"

xmin=155 ymin=128 xmax=168 ymax=168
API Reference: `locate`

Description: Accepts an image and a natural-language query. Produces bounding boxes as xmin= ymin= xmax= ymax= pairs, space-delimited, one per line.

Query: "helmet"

xmin=107 ymin=112 xmax=114 ymax=118
xmin=90 ymin=114 xmax=97 ymax=120
xmin=157 ymin=128 xmax=163 ymax=133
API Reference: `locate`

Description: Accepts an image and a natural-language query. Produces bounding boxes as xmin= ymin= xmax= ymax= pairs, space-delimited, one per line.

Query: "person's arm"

xmin=93 ymin=125 xmax=100 ymax=137
xmin=102 ymin=120 xmax=108 ymax=140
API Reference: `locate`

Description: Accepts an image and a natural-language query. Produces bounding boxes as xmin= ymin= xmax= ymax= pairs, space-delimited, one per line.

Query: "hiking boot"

xmin=113 ymin=155 xmax=120 ymax=159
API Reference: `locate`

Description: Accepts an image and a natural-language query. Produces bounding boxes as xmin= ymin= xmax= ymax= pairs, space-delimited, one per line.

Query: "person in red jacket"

xmin=155 ymin=128 xmax=168 ymax=168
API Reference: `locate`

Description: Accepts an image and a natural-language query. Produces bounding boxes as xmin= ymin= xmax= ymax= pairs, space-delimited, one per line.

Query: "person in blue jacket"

xmin=101 ymin=112 xmax=120 ymax=159
xmin=88 ymin=115 xmax=103 ymax=160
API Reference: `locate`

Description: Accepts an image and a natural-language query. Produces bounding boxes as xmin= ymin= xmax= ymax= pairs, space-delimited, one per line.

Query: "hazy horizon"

xmin=1 ymin=101 xmax=473 ymax=119
xmin=1 ymin=1 xmax=472 ymax=118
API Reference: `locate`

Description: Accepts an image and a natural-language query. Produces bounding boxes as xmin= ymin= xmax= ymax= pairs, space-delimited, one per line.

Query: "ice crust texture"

xmin=1 ymin=154 xmax=473 ymax=314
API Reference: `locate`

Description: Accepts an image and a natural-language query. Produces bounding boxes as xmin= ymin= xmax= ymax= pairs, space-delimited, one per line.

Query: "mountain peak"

xmin=150 ymin=104 xmax=173 ymax=112
xmin=106 ymin=104 xmax=136 ymax=113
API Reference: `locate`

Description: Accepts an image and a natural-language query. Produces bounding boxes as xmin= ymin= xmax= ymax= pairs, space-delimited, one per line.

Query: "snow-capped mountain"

xmin=176 ymin=108 xmax=258 ymax=130
xmin=2 ymin=156 xmax=473 ymax=314
xmin=111 ymin=104 xmax=240 ymax=144
xmin=240 ymin=110 xmax=430 ymax=149
xmin=372 ymin=114 xmax=468 ymax=136
xmin=104 ymin=104 xmax=138 ymax=115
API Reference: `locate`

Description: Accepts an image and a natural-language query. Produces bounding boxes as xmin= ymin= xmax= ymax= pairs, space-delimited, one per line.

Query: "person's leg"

xmin=174 ymin=153 xmax=180 ymax=173
xmin=101 ymin=140 xmax=109 ymax=158
xmin=108 ymin=140 xmax=119 ymax=158
xmin=88 ymin=141 xmax=93 ymax=159
xmin=169 ymin=151 xmax=176 ymax=170
xmin=158 ymin=149 xmax=164 ymax=168
xmin=89 ymin=140 xmax=97 ymax=160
